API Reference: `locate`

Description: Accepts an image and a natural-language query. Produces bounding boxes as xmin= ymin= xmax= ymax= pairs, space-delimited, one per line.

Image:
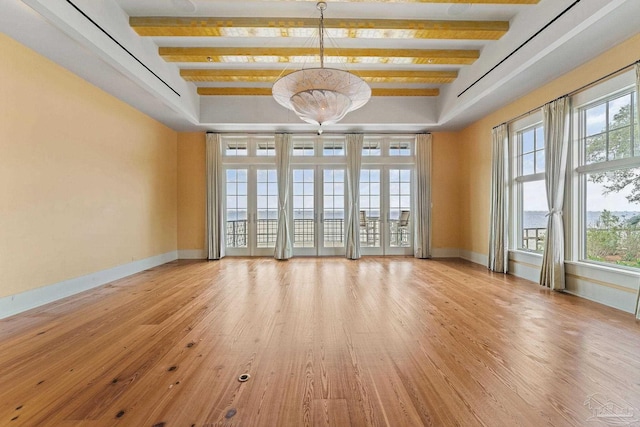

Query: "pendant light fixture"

xmin=272 ymin=1 xmax=371 ymax=133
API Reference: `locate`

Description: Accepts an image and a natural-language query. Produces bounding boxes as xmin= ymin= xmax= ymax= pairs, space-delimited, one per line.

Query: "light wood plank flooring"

xmin=1 ymin=258 xmax=639 ymax=426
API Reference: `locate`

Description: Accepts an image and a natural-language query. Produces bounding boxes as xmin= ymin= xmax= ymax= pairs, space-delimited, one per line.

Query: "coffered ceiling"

xmin=4 ymin=0 xmax=640 ymax=132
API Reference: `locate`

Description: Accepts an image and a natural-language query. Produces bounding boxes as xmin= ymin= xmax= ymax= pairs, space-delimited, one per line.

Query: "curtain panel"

xmin=488 ymin=124 xmax=509 ymax=272
xmin=539 ymin=97 xmax=570 ymax=290
xmin=414 ymin=134 xmax=432 ymax=259
xmin=274 ymin=134 xmax=293 ymax=260
xmin=205 ymin=133 xmax=225 ymax=260
xmin=636 ymin=62 xmax=640 ymax=319
xmin=345 ymin=134 xmax=364 ymax=260
xmin=635 ymin=277 xmax=640 ymax=320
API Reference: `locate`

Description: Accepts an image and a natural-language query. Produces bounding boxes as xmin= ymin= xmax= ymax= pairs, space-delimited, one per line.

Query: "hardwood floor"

xmin=1 ymin=258 xmax=639 ymax=426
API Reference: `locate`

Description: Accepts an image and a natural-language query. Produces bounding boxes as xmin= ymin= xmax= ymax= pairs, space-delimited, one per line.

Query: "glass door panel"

xmin=360 ymin=169 xmax=383 ymax=254
xmin=387 ymin=168 xmax=413 ymax=255
xmin=255 ymin=169 xmax=278 ymax=255
xmin=225 ymin=168 xmax=249 ymax=255
xmin=293 ymin=169 xmax=316 ymax=255
xmin=321 ymin=169 xmax=345 ymax=256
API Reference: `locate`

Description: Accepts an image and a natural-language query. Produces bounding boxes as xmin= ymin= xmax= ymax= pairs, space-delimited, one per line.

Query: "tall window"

xmin=514 ymin=124 xmax=546 ymax=252
xmin=578 ymin=90 xmax=640 ymax=269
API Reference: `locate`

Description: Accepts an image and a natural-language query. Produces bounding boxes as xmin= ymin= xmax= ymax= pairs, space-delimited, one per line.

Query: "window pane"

xmin=520 ymin=180 xmax=547 ymax=252
xmin=522 ymin=130 xmax=535 ymax=153
xmin=389 ymin=140 xmax=412 ymax=156
xmin=585 ymin=103 xmax=606 ymax=137
xmin=609 ymin=127 xmax=631 ymax=160
xmin=535 ymin=127 xmax=544 ymax=150
xmin=585 ymin=135 xmax=607 ymax=164
xmin=293 ymin=140 xmax=315 ymax=156
xmin=585 ymin=167 xmax=640 ymax=269
xmin=522 ymin=153 xmax=535 ymax=175
xmin=609 ymin=94 xmax=631 ymax=129
xmin=224 ymin=140 xmax=248 ymax=156
xmin=323 ymin=140 xmax=345 ymax=156
xmin=535 ymin=150 xmax=545 ymax=174
xmin=256 ymin=140 xmax=275 ymax=156
xmin=363 ymin=140 xmax=381 ymax=156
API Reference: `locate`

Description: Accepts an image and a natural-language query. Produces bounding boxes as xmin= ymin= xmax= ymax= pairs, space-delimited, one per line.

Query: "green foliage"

xmin=586 ymin=104 xmax=640 ymax=203
xmin=586 ymin=210 xmax=640 ymax=268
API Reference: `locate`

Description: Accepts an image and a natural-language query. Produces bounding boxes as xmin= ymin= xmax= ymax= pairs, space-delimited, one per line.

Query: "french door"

xmin=224 ymin=166 xmax=412 ymax=257
xmin=225 ymin=167 xmax=278 ymax=256
xmin=360 ymin=166 xmax=413 ymax=256
xmin=291 ymin=167 xmax=347 ymax=256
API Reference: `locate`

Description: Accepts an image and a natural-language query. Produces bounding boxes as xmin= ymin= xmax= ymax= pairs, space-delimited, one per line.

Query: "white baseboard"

xmin=459 ymin=250 xmax=488 ymax=266
xmin=431 ymin=248 xmax=461 ymax=258
xmin=0 ymin=251 xmax=178 ymax=319
xmin=178 ymin=249 xmax=206 ymax=259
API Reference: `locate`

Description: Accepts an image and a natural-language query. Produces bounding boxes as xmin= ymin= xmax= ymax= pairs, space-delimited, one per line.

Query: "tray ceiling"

xmin=124 ymin=0 xmax=539 ymax=97
xmin=6 ymin=0 xmax=639 ymax=132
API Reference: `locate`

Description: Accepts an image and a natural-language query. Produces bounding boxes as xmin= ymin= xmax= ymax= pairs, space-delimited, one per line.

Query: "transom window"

xmin=323 ymin=139 xmax=345 ymax=156
xmin=224 ymin=139 xmax=248 ymax=156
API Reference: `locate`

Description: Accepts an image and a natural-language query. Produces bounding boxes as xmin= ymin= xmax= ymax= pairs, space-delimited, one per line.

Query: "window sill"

xmin=565 ymin=260 xmax=640 ymax=280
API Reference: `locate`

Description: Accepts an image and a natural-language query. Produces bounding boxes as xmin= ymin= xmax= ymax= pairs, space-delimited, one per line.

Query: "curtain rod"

xmin=205 ymin=131 xmax=430 ymax=136
xmin=494 ymin=59 xmax=639 ymax=130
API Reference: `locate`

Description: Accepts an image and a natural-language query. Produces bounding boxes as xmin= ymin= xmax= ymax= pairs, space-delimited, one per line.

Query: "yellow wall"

xmin=0 ymin=34 xmax=178 ymax=298
xmin=177 ymin=133 xmax=206 ymax=251
xmin=458 ymin=33 xmax=640 ymax=256
xmin=431 ymin=132 xmax=463 ymax=250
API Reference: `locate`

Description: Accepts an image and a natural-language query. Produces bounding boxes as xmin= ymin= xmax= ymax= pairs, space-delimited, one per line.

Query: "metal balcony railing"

xmin=226 ymin=218 xmax=411 ymax=248
xmin=522 ymin=227 xmax=546 ymax=252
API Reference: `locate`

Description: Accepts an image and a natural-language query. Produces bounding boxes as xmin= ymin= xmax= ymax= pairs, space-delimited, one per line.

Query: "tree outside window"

xmin=581 ymin=92 xmax=640 ymax=269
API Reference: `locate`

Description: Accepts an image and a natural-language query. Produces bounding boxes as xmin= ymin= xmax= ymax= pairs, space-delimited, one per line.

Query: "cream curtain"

xmin=205 ymin=133 xmax=225 ymax=260
xmin=414 ymin=134 xmax=432 ymax=259
xmin=539 ymin=97 xmax=570 ymax=290
xmin=274 ymin=134 xmax=293 ymax=260
xmin=488 ymin=124 xmax=509 ymax=272
xmin=620 ymin=65 xmax=640 ymax=315
xmin=635 ymin=278 xmax=640 ymax=320
xmin=345 ymin=134 xmax=363 ymax=260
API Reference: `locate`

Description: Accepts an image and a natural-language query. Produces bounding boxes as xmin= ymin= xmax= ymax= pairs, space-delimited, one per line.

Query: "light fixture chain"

xmin=318 ymin=2 xmax=325 ymax=68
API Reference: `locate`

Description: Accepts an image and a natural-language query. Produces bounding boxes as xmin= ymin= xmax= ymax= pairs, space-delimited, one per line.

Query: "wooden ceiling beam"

xmin=131 ymin=17 xmax=509 ymax=40
xmin=160 ymin=47 xmax=479 ymax=65
xmin=197 ymin=87 xmax=440 ymax=96
xmin=181 ymin=69 xmax=458 ymax=83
